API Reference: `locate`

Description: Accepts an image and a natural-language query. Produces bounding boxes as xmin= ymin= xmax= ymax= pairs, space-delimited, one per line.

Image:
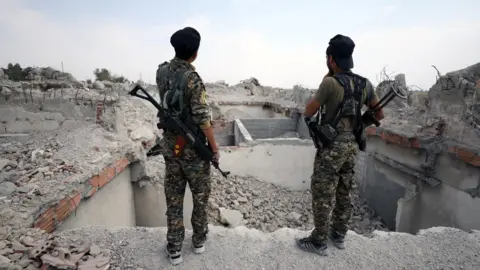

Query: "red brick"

xmin=367 ymin=128 xmax=480 ymax=168
xmin=448 ymin=147 xmax=480 ymax=167
xmin=89 ymin=167 xmax=114 ymax=188
xmin=89 ymin=174 xmax=106 ymax=188
xmin=33 ymin=207 xmax=56 ymax=232
xmin=408 ymin=138 xmax=421 ymax=149
xmin=55 ymin=192 xmax=81 ymax=222
xmin=114 ymin=158 xmax=129 ymax=174
xmin=105 ymin=167 xmax=115 ymax=181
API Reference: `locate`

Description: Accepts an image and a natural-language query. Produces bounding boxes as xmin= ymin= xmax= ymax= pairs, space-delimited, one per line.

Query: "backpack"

xmin=315 ymin=72 xmax=366 ymax=150
xmin=156 ymin=61 xmax=195 ymax=118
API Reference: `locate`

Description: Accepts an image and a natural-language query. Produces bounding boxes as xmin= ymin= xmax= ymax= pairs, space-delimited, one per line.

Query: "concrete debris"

xmin=218 ymin=208 xmax=243 ymax=228
xmin=0 ymin=227 xmax=110 ymax=270
xmin=54 ymin=225 xmax=480 ymax=270
xmin=207 ymin=174 xmax=388 ymax=234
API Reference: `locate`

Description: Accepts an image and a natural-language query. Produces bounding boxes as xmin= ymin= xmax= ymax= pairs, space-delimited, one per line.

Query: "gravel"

xmin=56 ymin=225 xmax=480 ymax=270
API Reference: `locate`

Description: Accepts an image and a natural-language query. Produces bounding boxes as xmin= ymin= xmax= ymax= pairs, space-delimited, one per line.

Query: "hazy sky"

xmin=1 ymin=0 xmax=479 ymax=90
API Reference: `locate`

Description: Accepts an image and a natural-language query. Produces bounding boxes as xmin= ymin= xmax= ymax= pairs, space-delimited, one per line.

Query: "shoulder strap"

xmin=330 ymin=73 xmax=351 ymax=128
xmin=156 ymin=61 xmax=170 ymax=102
xmin=167 ymin=69 xmax=195 ymax=115
xmin=331 ymin=72 xmax=366 ymax=129
xmin=349 ymin=73 xmax=367 ymax=130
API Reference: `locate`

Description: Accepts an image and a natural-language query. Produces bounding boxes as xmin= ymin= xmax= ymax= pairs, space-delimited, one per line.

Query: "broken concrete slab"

xmin=219 ymin=207 xmax=243 ymax=228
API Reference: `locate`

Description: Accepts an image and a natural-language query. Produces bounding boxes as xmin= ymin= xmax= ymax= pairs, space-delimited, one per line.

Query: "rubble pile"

xmin=375 ymin=74 xmax=409 ymax=109
xmin=378 ymin=63 xmax=480 ymax=146
xmin=207 ymin=174 xmax=388 ymax=234
xmin=0 ymin=227 xmax=110 ymax=270
xmin=23 ymin=67 xmax=76 ymax=83
xmin=0 ymin=139 xmax=75 ymax=198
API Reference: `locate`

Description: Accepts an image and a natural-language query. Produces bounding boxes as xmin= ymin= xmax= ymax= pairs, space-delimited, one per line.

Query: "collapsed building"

xmin=0 ymin=65 xmax=479 ymax=269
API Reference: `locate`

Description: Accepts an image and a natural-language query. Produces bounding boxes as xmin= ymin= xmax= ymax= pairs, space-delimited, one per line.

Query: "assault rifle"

xmin=362 ymin=84 xmax=407 ymax=127
xmin=128 ymin=84 xmax=230 ymax=178
xmin=305 ymin=83 xmax=407 ymax=149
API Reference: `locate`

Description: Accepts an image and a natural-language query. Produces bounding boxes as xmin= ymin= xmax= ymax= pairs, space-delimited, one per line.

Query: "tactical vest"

xmin=323 ymin=72 xmax=366 ymax=133
xmin=156 ymin=61 xmax=195 ymax=117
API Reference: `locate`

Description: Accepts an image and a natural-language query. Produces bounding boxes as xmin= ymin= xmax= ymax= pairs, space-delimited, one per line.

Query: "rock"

xmin=25 ymin=264 xmax=40 ymax=270
xmin=0 ymin=182 xmax=16 ymax=196
xmin=0 ymin=159 xmax=9 ymax=171
xmin=8 ymin=252 xmax=22 ymax=262
xmin=5 ymin=121 xmax=32 ymax=133
xmin=20 ymin=237 xmax=35 ymax=247
xmin=237 ymin=197 xmax=248 ymax=203
xmin=0 ymin=87 xmax=12 ymax=96
xmin=219 ymin=207 xmax=243 ymax=227
xmin=253 ymin=199 xmax=262 ymax=207
xmin=11 ymin=241 xmax=26 ymax=253
xmin=0 ymin=249 xmax=13 ymax=256
xmin=89 ymin=245 xmax=102 ymax=257
xmin=18 ymin=255 xmax=32 ymax=267
xmin=286 ymin=211 xmax=302 ymax=225
xmin=93 ymin=81 xmax=105 ymax=90
xmin=16 ymin=186 xmax=30 ymax=193
xmin=129 ymin=126 xmax=155 ymax=142
xmin=0 ymin=254 xmax=10 ymax=263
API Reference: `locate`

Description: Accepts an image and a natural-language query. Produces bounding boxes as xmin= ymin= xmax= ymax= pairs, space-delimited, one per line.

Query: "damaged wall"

xmin=359 ymin=133 xmax=480 ymax=234
xmin=56 ymin=167 xmax=136 ymax=231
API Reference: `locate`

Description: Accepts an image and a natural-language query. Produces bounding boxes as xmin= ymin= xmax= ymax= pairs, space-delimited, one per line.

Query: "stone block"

xmin=32 ymin=120 xmax=60 ymax=132
xmin=0 ymin=124 xmax=5 ymax=133
xmin=18 ymin=111 xmax=45 ymax=123
xmin=61 ymin=119 xmax=77 ymax=129
xmin=40 ymin=112 xmax=65 ymax=123
xmin=5 ymin=121 xmax=33 ymax=133
xmin=0 ymin=107 xmax=20 ymax=123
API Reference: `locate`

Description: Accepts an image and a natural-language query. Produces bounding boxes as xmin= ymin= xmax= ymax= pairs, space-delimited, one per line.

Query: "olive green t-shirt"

xmin=314 ymin=76 xmax=377 ymax=132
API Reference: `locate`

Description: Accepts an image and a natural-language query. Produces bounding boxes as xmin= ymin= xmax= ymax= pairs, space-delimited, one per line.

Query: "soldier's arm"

xmin=365 ymin=79 xmax=384 ymax=121
xmin=188 ymin=72 xmax=219 ymax=152
xmin=304 ymin=77 xmax=333 ymax=117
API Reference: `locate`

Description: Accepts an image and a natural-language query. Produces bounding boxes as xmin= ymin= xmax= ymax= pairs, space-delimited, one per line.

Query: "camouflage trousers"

xmin=309 ymin=136 xmax=358 ymax=245
xmin=164 ymin=155 xmax=211 ymax=252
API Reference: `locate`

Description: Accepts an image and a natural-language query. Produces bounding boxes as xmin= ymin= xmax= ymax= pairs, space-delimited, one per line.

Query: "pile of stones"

xmin=208 ymin=174 xmax=388 ymax=234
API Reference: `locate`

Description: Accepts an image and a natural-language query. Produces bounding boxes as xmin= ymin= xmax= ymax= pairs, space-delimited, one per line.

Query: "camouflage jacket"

xmin=157 ymin=57 xmax=212 ymax=160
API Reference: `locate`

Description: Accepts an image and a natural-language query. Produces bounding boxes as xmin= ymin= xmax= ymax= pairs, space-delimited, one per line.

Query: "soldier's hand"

xmin=212 ymin=151 xmax=220 ymax=164
xmin=476 ymin=79 xmax=480 ymax=89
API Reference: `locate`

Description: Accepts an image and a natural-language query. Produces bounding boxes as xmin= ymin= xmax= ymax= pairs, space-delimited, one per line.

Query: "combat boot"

xmin=192 ymin=235 xmax=207 ymax=254
xmin=165 ymin=243 xmax=183 ymax=265
xmin=329 ymin=230 xmax=346 ymax=249
xmin=296 ymin=237 xmax=328 ymax=256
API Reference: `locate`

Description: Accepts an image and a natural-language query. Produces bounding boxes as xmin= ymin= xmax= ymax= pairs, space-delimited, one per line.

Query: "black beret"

xmin=170 ymin=27 xmax=201 ymax=53
xmin=326 ymin=34 xmax=355 ymax=70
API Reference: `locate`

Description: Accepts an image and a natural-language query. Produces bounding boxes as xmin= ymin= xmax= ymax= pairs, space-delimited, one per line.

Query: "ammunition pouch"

xmin=306 ymin=117 xmax=338 ymax=149
xmin=316 ymin=124 xmax=338 ymax=148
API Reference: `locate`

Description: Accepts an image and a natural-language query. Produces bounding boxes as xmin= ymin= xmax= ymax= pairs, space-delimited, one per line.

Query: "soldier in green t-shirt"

xmin=298 ymin=34 xmax=384 ymax=256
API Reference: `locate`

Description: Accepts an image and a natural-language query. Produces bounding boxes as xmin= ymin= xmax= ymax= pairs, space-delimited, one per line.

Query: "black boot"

xmin=296 ymin=237 xmax=328 ymax=256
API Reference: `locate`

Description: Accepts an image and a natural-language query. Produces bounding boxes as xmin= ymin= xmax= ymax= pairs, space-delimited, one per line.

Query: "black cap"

xmin=170 ymin=27 xmax=201 ymax=60
xmin=326 ymin=34 xmax=355 ymax=70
